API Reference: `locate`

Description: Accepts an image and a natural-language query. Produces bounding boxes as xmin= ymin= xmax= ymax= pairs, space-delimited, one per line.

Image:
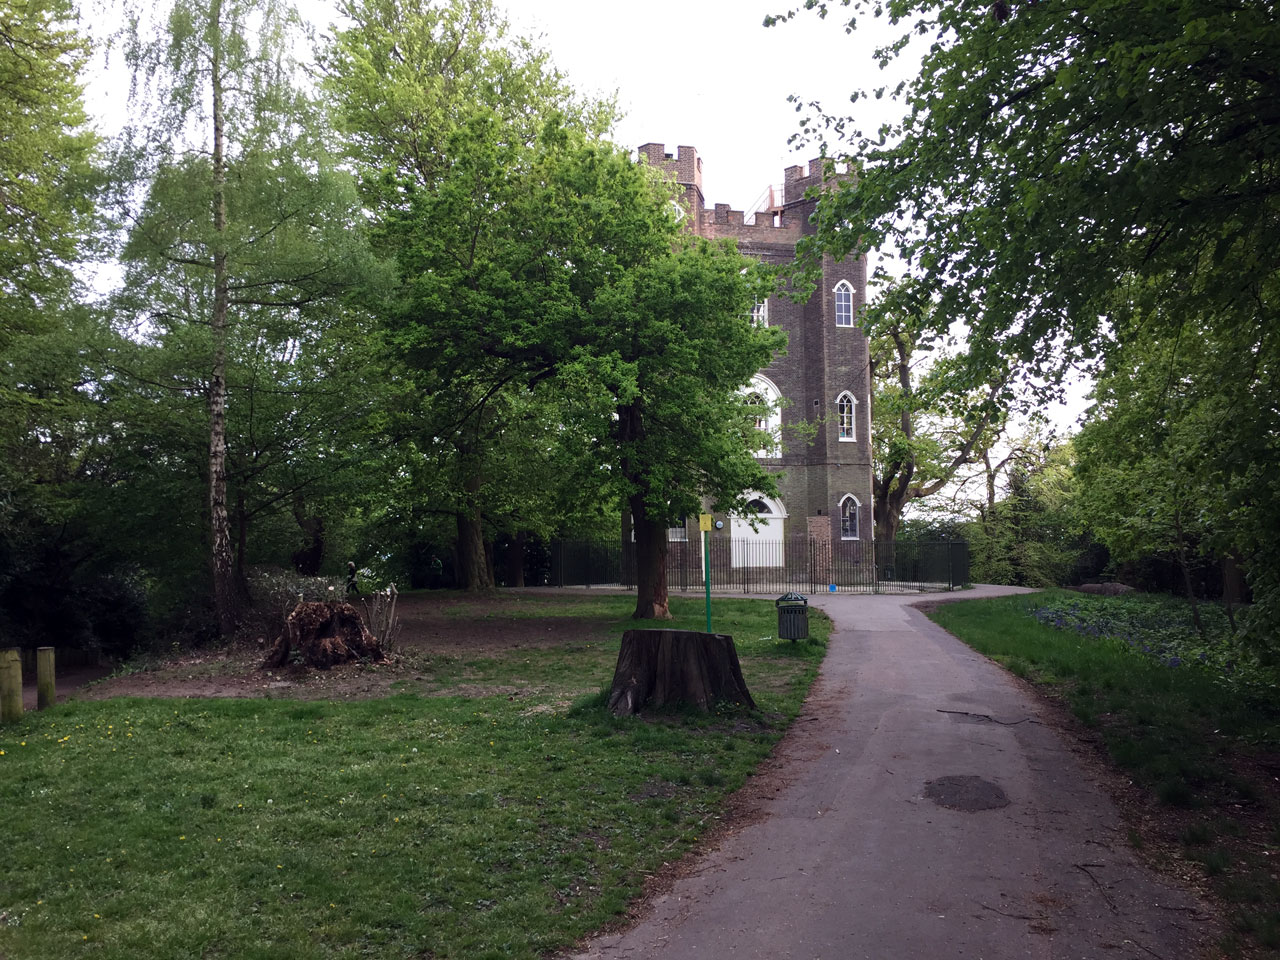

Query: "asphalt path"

xmin=569 ymin=586 xmax=1218 ymax=960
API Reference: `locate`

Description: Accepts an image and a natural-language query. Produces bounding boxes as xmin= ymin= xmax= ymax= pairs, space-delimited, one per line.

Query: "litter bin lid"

xmin=776 ymin=592 xmax=808 ymax=606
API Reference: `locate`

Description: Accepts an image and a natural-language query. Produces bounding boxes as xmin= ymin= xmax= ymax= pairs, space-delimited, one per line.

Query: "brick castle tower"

xmin=637 ymin=143 xmax=875 ymax=561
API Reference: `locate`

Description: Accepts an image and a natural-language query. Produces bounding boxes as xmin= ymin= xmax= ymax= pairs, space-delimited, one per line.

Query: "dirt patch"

xmin=72 ymin=592 xmax=620 ymax=703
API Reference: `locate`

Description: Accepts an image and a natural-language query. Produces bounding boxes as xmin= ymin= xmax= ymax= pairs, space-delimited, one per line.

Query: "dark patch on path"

xmin=923 ymin=774 xmax=1011 ymax=811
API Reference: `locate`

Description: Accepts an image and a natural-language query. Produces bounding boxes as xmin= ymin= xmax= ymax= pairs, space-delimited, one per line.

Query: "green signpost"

xmin=700 ymin=514 xmax=713 ymax=632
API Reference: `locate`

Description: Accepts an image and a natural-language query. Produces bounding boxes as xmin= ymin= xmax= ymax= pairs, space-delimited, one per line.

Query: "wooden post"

xmin=37 ymin=647 xmax=55 ymax=710
xmin=0 ymin=648 xmax=22 ymax=723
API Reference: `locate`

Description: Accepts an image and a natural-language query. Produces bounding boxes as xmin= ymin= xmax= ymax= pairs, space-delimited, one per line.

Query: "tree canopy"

xmin=778 ymin=0 xmax=1277 ymax=382
xmin=779 ymin=0 xmax=1280 ymax=639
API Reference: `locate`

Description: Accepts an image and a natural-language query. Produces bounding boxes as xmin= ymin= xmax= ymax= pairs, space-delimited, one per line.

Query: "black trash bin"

xmin=776 ymin=592 xmax=809 ymax=641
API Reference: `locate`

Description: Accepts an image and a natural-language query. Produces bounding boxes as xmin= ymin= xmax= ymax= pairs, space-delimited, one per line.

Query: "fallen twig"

xmin=937 ymin=709 xmax=1040 ymax=725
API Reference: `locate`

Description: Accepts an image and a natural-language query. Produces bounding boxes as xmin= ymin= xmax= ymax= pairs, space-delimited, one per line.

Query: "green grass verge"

xmin=926 ymin=590 xmax=1280 ymax=956
xmin=0 ymin=594 xmax=828 ymax=960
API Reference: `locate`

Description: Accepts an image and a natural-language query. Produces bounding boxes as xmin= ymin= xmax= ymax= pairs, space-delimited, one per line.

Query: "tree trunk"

xmin=608 ymin=629 xmax=755 ymax=716
xmin=456 ymin=469 xmax=494 ymax=591
xmin=631 ymin=494 xmax=670 ymax=620
xmin=873 ymin=499 xmax=903 ymax=544
xmin=505 ymin=531 xmax=526 ymax=588
xmin=1222 ymin=553 xmax=1245 ymax=633
xmin=233 ymin=491 xmax=251 ymax=604
xmin=1172 ymin=506 xmax=1207 ymax=643
xmin=291 ymin=494 xmax=326 ymax=575
xmin=208 ymin=4 xmax=239 ymax=637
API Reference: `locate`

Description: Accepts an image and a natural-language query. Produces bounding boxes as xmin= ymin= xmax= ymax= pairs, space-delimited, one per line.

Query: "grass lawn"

xmin=926 ymin=590 xmax=1280 ymax=957
xmin=0 ymin=594 xmax=828 ymax=960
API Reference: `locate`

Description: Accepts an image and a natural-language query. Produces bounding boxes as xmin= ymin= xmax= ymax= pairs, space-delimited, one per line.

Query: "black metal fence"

xmin=542 ymin=538 xmax=969 ymax=594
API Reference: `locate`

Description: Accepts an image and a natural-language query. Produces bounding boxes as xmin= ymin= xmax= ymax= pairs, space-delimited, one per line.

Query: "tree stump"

xmin=607 ymin=630 xmax=755 ymax=716
xmin=262 ymin=601 xmax=386 ymax=670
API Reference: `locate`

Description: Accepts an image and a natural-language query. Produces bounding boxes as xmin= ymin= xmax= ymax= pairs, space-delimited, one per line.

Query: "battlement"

xmin=698 ymin=202 xmax=805 ymax=243
xmin=638 ymin=142 xmax=703 ymax=196
xmin=782 ymin=156 xmax=840 ymax=205
xmin=639 ymin=142 xmax=848 ymax=242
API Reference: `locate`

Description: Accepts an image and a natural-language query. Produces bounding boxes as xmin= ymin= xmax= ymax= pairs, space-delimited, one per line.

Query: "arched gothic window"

xmin=741 ymin=376 xmax=781 ymax=458
xmin=836 ymin=391 xmax=857 ymax=442
xmin=840 ymin=494 xmax=861 ymax=540
xmin=834 ymin=280 xmax=854 ymax=327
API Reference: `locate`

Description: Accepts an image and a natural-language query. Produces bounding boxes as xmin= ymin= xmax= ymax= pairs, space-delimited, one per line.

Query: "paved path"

xmin=571 ymin=586 xmax=1217 ymax=960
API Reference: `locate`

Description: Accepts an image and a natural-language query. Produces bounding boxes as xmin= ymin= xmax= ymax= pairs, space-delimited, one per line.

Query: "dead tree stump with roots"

xmin=607 ymin=629 xmax=756 ymax=716
xmin=262 ymin=601 xmax=387 ymax=670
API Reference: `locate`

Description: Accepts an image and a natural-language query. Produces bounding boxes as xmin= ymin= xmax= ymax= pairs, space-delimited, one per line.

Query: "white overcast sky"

xmin=87 ymin=0 xmax=911 ymax=209
xmin=502 ymin=0 xmax=910 ymax=211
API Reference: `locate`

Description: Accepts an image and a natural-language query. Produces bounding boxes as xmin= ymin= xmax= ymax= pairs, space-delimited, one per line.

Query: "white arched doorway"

xmin=730 ymin=493 xmax=786 ymax=568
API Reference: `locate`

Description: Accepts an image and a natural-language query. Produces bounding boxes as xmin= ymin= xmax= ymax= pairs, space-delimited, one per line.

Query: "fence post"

xmin=0 ymin=648 xmax=22 ymax=723
xmin=36 ymin=647 xmax=55 ymax=710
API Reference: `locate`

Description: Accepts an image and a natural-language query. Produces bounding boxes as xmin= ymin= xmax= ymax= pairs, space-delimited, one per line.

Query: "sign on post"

xmin=699 ymin=514 xmax=713 ymax=631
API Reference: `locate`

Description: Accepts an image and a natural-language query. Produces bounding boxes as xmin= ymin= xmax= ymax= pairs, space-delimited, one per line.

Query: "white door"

xmin=731 ymin=498 xmax=784 ymax=568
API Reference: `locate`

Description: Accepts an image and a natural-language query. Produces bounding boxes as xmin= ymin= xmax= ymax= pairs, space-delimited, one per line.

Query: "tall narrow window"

xmin=836 ymin=391 xmax=856 ymax=442
xmin=840 ymin=495 xmax=860 ymax=540
xmin=751 ymin=299 xmax=769 ymax=327
xmin=834 ymin=280 xmax=853 ymax=327
xmin=742 ymin=376 xmax=781 ymax=458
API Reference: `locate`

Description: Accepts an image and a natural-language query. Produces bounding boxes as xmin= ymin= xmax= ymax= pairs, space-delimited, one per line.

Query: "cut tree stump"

xmin=262 ymin=601 xmax=387 ymax=670
xmin=607 ymin=629 xmax=756 ymax=716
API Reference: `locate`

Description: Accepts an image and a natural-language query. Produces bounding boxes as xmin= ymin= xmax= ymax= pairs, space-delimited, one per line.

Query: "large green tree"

xmin=1074 ymin=314 xmax=1271 ymax=637
xmin=778 ymin=0 xmax=1280 ymax=635
xmin=115 ymin=0 xmax=375 ymax=633
xmin=322 ymin=0 xmax=612 ymax=590
xmin=325 ymin=0 xmax=783 ymax=612
xmin=865 ymin=290 xmax=1016 ymax=543
xmin=581 ymin=235 xmax=784 ymax=618
xmin=0 ymin=0 xmax=115 ymax=649
xmin=0 ymin=0 xmax=96 ymax=344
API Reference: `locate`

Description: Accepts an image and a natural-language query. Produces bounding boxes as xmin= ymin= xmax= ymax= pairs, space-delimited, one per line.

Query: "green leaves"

xmin=0 ymin=0 xmax=96 ymax=342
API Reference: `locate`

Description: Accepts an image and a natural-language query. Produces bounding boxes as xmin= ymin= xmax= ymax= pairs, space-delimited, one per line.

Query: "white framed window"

xmin=751 ymin=299 xmax=769 ymax=327
xmin=839 ymin=494 xmax=861 ymax=540
xmin=668 ymin=518 xmax=688 ymax=542
xmin=836 ymin=391 xmax=856 ymax=442
xmin=741 ymin=375 xmax=782 ymax=458
xmin=834 ymin=279 xmax=853 ymax=327
xmin=745 ymin=392 xmax=766 ymax=431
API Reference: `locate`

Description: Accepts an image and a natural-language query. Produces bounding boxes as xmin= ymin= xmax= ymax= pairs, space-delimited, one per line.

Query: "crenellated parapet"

xmin=638 ymin=142 xmax=704 ymax=211
xmin=638 ymin=143 xmax=845 ymax=244
xmin=697 ymin=202 xmax=806 ymax=244
xmin=782 ymin=156 xmax=844 ymax=205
